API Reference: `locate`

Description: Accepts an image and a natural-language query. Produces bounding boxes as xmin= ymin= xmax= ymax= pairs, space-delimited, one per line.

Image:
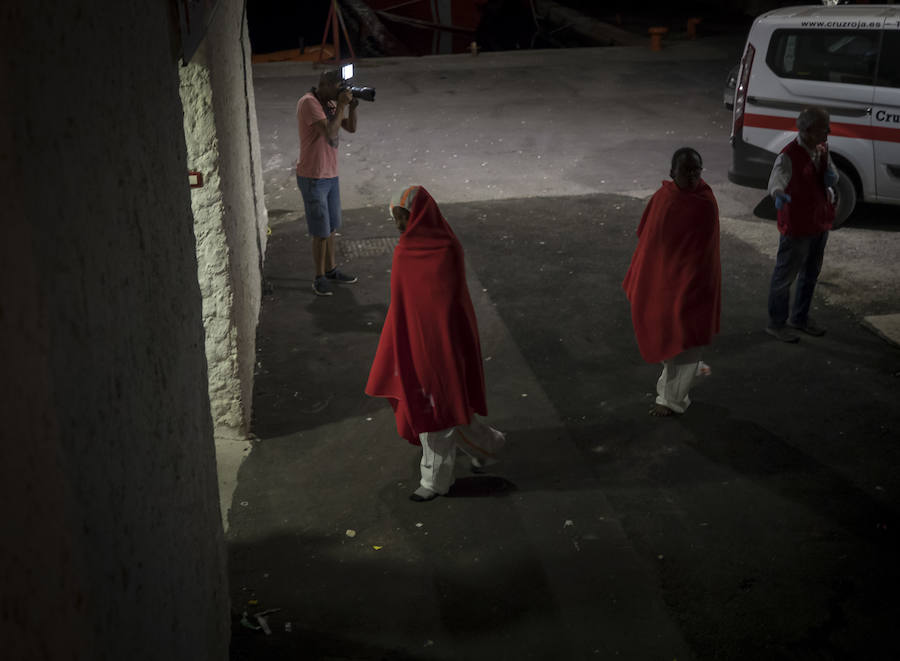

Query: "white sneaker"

xmin=471 ymin=456 xmax=499 ymax=473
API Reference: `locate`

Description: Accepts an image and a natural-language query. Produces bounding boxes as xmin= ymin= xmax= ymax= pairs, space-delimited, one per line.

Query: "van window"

xmin=876 ymin=31 xmax=900 ymax=88
xmin=766 ymin=29 xmax=879 ymax=85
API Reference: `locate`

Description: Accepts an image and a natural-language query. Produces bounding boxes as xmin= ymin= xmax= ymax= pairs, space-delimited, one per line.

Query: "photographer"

xmin=296 ymin=68 xmax=360 ymax=296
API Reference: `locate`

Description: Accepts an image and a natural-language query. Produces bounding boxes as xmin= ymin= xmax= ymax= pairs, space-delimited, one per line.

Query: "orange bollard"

xmin=649 ymin=27 xmax=668 ymax=51
xmin=687 ymin=17 xmax=702 ymax=40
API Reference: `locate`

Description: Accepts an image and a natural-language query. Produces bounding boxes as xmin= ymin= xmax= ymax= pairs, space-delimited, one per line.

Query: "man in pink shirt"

xmin=296 ymin=69 xmax=360 ymax=296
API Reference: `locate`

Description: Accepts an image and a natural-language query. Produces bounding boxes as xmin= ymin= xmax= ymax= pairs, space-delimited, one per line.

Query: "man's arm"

xmin=310 ymin=90 xmax=352 ymax=141
xmin=824 ymin=152 xmax=839 ymax=187
xmin=342 ymin=98 xmax=358 ymax=133
xmin=768 ymin=153 xmax=791 ymax=198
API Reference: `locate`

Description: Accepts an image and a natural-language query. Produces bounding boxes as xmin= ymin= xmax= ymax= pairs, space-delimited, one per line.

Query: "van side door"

xmin=754 ymin=28 xmax=877 ymax=197
xmin=872 ymin=28 xmax=900 ymax=203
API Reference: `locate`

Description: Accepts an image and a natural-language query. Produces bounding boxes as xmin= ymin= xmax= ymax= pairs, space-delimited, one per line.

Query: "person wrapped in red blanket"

xmin=622 ymin=148 xmax=721 ymax=417
xmin=366 ymin=186 xmax=505 ymax=501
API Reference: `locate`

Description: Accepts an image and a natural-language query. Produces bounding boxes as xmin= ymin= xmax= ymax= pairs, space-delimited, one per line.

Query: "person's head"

xmin=670 ymin=147 xmax=703 ymax=191
xmin=317 ymin=68 xmax=343 ymax=101
xmin=797 ymin=107 xmax=830 ymax=149
xmin=391 ymin=206 xmax=411 ymax=232
xmin=390 ymin=186 xmax=421 ymax=233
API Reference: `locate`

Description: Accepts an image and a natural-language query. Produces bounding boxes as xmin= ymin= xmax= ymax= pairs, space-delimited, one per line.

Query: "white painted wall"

xmin=1 ymin=2 xmax=229 ymax=659
xmin=179 ymin=0 xmax=269 ymax=529
xmin=181 ymin=54 xmax=244 ymax=437
xmin=205 ymin=0 xmax=269 ymax=440
xmin=181 ymin=0 xmax=268 ymax=444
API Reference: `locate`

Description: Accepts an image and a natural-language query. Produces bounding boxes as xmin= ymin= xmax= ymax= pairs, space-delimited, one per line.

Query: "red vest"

xmin=777 ymin=140 xmax=834 ymax=237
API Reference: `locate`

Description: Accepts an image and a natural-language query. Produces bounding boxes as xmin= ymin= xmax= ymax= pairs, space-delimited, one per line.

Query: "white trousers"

xmin=418 ymin=416 xmax=506 ymax=495
xmin=655 ymin=347 xmax=704 ymax=414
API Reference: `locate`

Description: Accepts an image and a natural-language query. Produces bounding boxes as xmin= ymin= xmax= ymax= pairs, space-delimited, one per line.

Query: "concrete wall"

xmin=180 ymin=0 xmax=268 ymax=443
xmin=1 ymin=3 xmax=229 ymax=659
xmin=181 ymin=58 xmax=241 ymax=434
xmin=180 ymin=0 xmax=269 ymax=528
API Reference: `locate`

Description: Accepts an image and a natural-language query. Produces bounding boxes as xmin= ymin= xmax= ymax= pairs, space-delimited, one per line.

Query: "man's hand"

xmin=774 ymin=191 xmax=792 ymax=210
xmin=342 ymin=92 xmax=359 ymax=133
xmin=337 ymin=88 xmax=353 ymax=107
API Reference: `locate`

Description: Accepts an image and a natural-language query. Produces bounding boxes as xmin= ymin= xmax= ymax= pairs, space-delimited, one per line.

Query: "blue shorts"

xmin=297 ymin=176 xmax=341 ymax=238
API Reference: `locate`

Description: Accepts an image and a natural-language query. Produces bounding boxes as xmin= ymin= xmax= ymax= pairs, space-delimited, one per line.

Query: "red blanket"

xmin=365 ymin=187 xmax=487 ymax=444
xmin=623 ymin=179 xmax=721 ymax=363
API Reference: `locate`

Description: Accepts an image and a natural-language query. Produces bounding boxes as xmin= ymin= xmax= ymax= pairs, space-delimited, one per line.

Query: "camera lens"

xmin=348 ymin=85 xmax=376 ymax=102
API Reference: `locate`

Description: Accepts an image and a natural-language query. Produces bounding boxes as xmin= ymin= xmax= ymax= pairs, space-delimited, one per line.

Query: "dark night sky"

xmin=247 ymin=1 xmax=330 ymax=53
xmin=245 ymin=0 xmax=768 ymax=55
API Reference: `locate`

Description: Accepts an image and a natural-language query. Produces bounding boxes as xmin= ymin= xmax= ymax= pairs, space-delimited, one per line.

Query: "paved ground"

xmin=229 ymin=36 xmax=900 ymax=661
xmin=252 ymin=36 xmax=900 ymax=320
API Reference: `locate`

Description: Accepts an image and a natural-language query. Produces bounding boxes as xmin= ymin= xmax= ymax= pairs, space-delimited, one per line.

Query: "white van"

xmin=729 ymin=4 xmax=900 ymax=227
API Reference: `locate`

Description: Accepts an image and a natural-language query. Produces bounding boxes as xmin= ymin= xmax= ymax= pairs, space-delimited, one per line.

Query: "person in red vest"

xmin=366 ymin=186 xmax=505 ymax=501
xmin=765 ymin=107 xmax=838 ymax=342
xmin=623 ymin=148 xmax=721 ymax=417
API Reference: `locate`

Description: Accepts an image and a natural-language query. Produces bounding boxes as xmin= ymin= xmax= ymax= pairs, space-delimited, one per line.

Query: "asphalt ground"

xmin=252 ymin=37 xmax=900 ymax=323
xmin=229 ymin=191 xmax=900 ymax=660
xmin=230 ymin=36 xmax=900 ymax=661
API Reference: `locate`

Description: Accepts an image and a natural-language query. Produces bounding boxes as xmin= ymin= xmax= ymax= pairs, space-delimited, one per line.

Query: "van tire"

xmin=832 ymin=166 xmax=856 ymax=229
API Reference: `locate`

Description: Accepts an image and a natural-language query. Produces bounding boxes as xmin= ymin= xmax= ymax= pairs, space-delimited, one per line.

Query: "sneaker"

xmin=312 ymin=276 xmax=333 ymax=296
xmin=470 ymin=456 xmax=499 ymax=474
xmin=325 ymin=267 xmax=358 ymax=284
xmin=409 ymin=487 xmax=439 ymax=502
xmin=788 ymin=319 xmax=826 ymax=336
xmin=765 ymin=326 xmax=799 ymax=343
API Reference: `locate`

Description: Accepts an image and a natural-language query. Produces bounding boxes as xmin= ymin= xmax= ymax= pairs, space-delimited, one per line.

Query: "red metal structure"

xmin=317 ymin=0 xmax=357 ymax=64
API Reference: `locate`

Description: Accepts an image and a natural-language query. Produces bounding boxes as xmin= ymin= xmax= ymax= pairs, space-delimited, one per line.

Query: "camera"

xmin=339 ymin=63 xmax=375 ymax=102
xmin=342 ymin=84 xmax=376 ymax=102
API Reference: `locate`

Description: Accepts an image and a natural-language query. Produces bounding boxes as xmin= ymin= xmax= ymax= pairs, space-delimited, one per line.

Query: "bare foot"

xmin=650 ymin=404 xmax=675 ymax=417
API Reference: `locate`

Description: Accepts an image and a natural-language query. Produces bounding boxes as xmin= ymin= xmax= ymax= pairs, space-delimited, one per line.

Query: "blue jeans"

xmin=767 ymin=231 xmax=828 ymax=328
xmin=297 ymin=176 xmax=341 ymax=238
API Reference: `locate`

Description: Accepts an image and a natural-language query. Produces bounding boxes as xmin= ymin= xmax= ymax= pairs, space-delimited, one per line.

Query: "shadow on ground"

xmin=234 ymin=194 xmax=900 ymax=660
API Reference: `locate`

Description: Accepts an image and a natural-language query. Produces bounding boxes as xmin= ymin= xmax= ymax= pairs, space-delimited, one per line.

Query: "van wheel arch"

xmin=829 ymin=153 xmax=860 ymax=229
